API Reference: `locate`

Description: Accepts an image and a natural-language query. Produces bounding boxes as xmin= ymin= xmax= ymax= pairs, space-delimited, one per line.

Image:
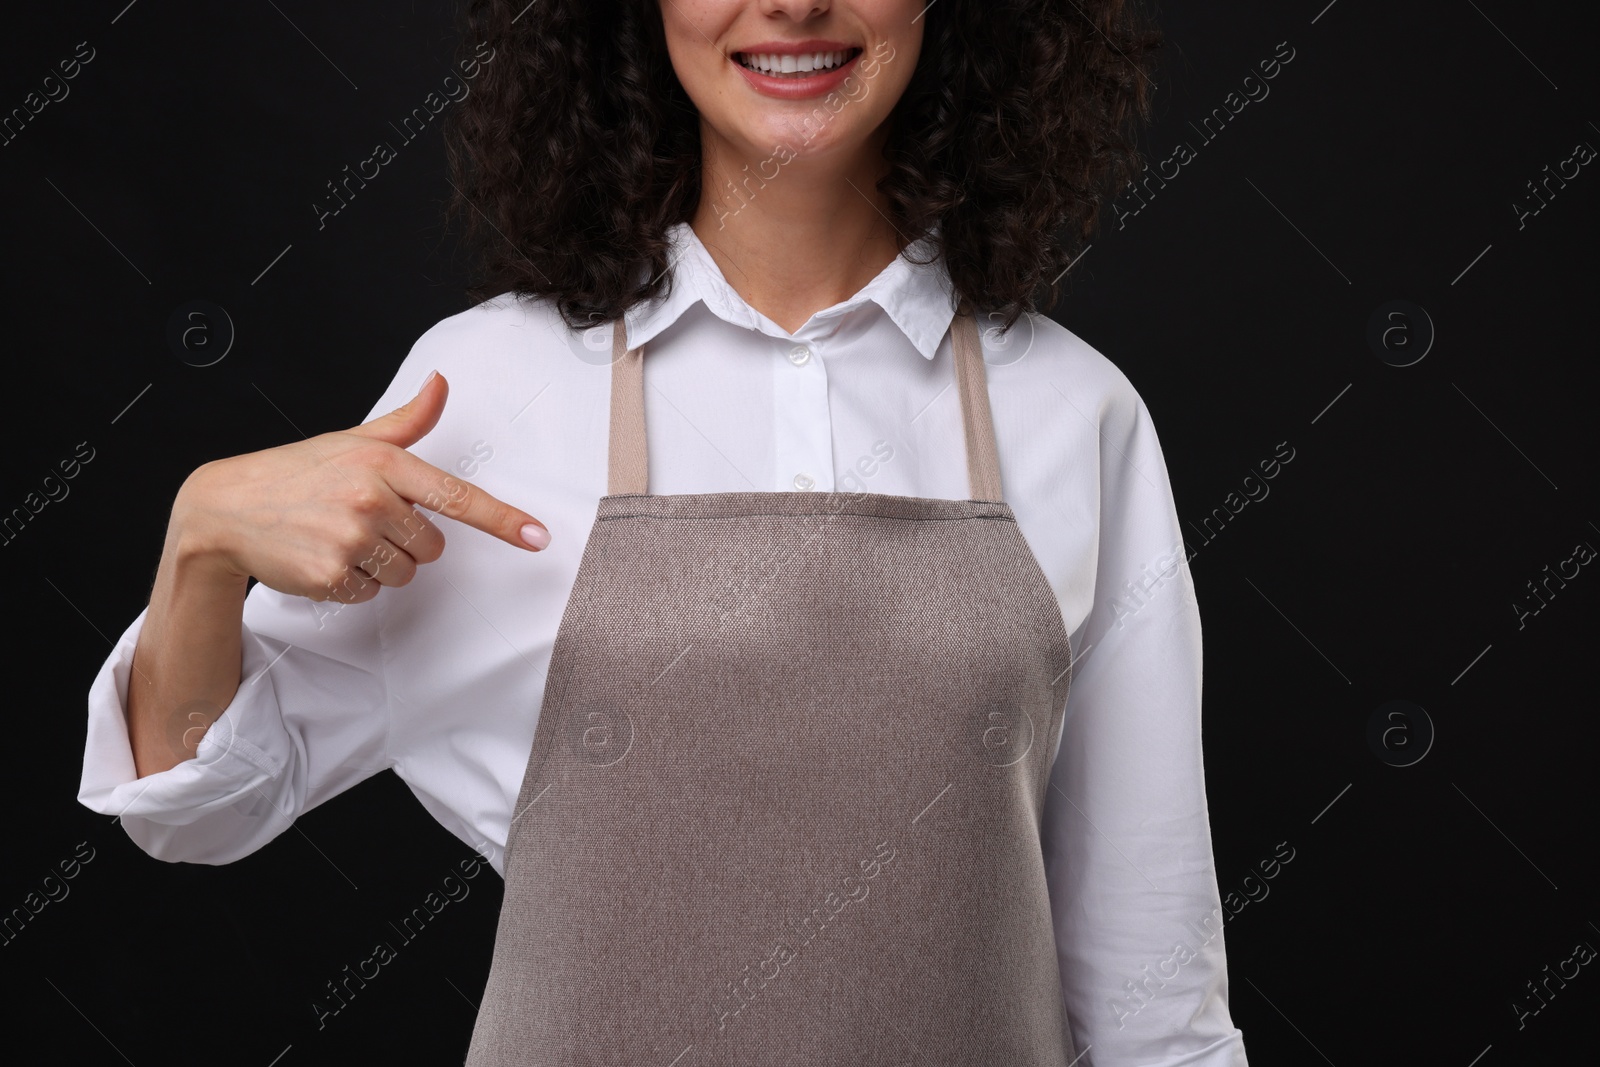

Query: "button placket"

xmin=773 ymin=336 xmax=834 ymax=493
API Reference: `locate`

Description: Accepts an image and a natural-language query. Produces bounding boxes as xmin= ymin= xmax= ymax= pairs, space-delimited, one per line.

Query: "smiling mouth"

xmin=733 ymin=47 xmax=863 ymax=77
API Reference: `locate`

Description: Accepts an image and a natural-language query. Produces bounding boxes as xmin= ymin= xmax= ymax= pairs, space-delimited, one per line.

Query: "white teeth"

xmin=736 ymin=49 xmax=855 ymax=76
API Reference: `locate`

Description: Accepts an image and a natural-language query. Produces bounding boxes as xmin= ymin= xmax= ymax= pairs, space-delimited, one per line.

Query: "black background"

xmin=3 ymin=1 xmax=1595 ymax=1063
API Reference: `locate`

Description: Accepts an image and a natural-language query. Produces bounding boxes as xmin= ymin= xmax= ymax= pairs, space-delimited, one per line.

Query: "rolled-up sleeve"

xmin=1041 ymin=384 xmax=1249 ymax=1064
xmin=77 ymin=581 xmax=392 ymax=865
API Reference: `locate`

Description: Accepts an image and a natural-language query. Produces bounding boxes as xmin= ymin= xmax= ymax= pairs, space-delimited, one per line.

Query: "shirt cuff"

xmin=77 ymin=604 xmax=297 ymax=862
xmin=1141 ymin=1028 xmax=1250 ymax=1066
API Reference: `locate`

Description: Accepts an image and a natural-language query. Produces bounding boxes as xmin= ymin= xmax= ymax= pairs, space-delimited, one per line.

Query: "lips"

xmin=728 ymin=43 xmax=867 ymax=100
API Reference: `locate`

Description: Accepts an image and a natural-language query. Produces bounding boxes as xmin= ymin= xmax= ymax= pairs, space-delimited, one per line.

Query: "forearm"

xmin=126 ymin=491 xmax=251 ymax=779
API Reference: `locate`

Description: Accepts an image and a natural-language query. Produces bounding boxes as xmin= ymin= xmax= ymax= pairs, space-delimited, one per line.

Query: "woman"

xmin=80 ymin=0 xmax=1250 ymax=1062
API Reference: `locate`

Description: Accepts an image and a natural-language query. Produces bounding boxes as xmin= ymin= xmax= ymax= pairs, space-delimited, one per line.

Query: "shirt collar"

xmin=621 ymin=221 xmax=957 ymax=360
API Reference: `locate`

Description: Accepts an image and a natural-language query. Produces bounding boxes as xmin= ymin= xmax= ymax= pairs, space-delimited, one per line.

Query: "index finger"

xmin=382 ymin=449 xmax=550 ymax=551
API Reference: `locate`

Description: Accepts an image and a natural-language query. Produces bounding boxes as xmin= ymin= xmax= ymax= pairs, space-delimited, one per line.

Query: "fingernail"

xmin=520 ymin=522 xmax=550 ymax=550
xmin=417 ymin=369 xmax=438 ymax=395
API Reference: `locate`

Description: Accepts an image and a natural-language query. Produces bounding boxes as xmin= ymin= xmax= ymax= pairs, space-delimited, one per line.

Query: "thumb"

xmin=348 ymin=369 xmax=447 ymax=448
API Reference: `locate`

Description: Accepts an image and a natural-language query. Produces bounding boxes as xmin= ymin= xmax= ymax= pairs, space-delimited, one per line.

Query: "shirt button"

xmin=792 ymin=473 xmax=815 ymax=490
xmin=787 ymin=344 xmax=811 ymax=366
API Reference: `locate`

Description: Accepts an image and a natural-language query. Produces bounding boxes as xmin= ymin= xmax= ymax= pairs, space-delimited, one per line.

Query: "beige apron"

xmin=465 ymin=309 xmax=1077 ymax=1065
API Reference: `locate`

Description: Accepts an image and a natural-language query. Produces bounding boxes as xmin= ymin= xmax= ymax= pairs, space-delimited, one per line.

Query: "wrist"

xmin=167 ymin=465 xmax=250 ymax=591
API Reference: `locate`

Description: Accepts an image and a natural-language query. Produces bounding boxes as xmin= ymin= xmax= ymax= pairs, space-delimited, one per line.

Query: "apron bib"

xmin=465 ymin=309 xmax=1077 ymax=1066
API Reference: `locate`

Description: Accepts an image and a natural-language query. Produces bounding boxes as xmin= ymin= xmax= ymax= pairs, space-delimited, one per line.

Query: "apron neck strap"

xmin=607 ymin=309 xmax=1004 ymax=502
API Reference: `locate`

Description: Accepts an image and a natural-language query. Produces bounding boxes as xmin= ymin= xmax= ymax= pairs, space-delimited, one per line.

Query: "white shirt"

xmin=79 ymin=221 xmax=1248 ymax=1065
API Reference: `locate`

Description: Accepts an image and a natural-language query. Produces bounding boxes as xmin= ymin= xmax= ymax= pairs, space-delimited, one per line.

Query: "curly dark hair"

xmin=442 ymin=0 xmax=1162 ymax=333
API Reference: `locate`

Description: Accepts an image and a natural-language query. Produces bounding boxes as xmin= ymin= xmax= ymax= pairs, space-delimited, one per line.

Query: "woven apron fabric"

xmin=464 ymin=310 xmax=1077 ymax=1066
